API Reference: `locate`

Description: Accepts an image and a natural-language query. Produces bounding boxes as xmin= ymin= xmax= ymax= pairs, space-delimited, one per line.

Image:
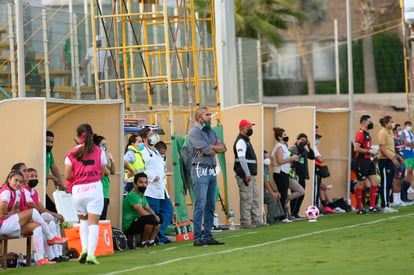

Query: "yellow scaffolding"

xmin=89 ymin=0 xmax=221 ymax=136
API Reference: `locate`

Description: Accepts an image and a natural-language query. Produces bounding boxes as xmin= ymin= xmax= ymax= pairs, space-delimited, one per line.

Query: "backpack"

xmin=112 ymin=227 xmax=127 ymax=251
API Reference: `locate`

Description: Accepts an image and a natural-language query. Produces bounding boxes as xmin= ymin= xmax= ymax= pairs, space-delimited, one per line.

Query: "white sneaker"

xmin=281 ymin=218 xmax=293 ymax=223
xmin=333 ymin=207 xmax=346 ymax=213
xmin=407 ymin=187 xmax=414 ymax=194
xmin=383 ymin=207 xmax=398 ymax=213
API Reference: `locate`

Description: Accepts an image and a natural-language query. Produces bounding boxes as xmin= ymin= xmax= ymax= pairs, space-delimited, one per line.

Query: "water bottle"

xmin=229 ymin=209 xmax=235 ymax=230
xmin=30 ymin=250 xmax=36 ymax=266
xmin=17 ymin=252 xmax=24 ymax=268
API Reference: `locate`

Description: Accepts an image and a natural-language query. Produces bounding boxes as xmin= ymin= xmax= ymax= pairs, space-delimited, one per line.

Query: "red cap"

xmin=239 ymin=120 xmax=255 ymax=129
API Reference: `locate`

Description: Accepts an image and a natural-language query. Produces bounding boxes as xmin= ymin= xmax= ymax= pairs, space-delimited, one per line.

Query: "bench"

xmin=0 ymin=235 xmax=32 ymax=269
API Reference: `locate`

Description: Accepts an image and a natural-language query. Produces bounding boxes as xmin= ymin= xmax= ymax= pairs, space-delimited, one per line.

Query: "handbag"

xmin=318 ymin=165 xmax=330 ymax=178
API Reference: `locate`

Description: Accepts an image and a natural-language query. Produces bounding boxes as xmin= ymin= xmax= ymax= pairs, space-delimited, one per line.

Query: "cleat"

xmin=356 ymin=209 xmax=366 ymax=215
xmin=36 ymin=258 xmax=56 ymax=266
xmin=47 ymin=236 xmax=68 ymax=245
xmin=86 ymin=255 xmax=100 ymax=265
xmin=322 ymin=206 xmax=336 ymax=214
xmin=78 ymin=250 xmax=88 ymax=264
xmin=369 ymin=207 xmax=382 ymax=213
xmin=383 ymin=207 xmax=398 ymax=213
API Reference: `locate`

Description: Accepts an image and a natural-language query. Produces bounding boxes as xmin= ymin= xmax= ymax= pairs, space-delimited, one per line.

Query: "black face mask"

xmin=46 ymin=145 xmax=53 ymax=153
xmin=299 ymin=141 xmax=307 ymax=148
xmin=28 ymin=179 xmax=38 ymax=188
xmin=367 ymin=122 xmax=374 ymax=130
xmin=246 ymin=129 xmax=253 ymax=136
xmin=282 ymin=136 xmax=289 ymax=142
xmin=137 ymin=186 xmax=146 ymax=193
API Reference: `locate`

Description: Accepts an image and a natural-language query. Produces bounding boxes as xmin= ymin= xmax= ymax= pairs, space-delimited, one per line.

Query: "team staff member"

xmin=189 ymin=107 xmax=226 ymax=246
xmin=65 ymin=124 xmax=107 ymax=265
xmin=392 ymin=124 xmax=406 ymax=206
xmin=378 ymin=116 xmax=401 ymax=212
xmin=354 ymin=115 xmax=381 ymax=214
xmin=233 ymin=120 xmax=262 ymax=229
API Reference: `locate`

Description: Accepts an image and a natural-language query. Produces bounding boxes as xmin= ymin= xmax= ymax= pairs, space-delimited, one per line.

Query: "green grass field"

xmin=7 ymin=206 xmax=414 ymax=274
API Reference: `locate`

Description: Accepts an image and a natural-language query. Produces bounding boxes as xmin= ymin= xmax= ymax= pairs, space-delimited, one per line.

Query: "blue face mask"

xmin=137 ymin=143 xmax=145 ymax=151
xmin=149 ymin=135 xmax=157 ymax=145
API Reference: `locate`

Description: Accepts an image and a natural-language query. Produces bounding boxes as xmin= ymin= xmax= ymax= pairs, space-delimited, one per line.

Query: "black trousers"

xmin=273 ymin=172 xmax=290 ymax=218
xmin=46 ymin=194 xmax=57 ymax=213
xmin=290 ymin=175 xmax=305 ymax=216
xmin=378 ymin=159 xmax=394 ymax=208
xmin=100 ymin=198 xmax=110 ymax=220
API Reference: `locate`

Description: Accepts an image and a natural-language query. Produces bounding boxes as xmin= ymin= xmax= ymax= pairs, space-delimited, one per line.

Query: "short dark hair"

xmin=297 ymin=133 xmax=307 ymax=140
xmin=405 ymin=121 xmax=412 ymax=126
xmin=46 ymin=130 xmax=54 ymax=137
xmin=134 ymin=172 xmax=147 ymax=183
xmin=360 ymin=115 xmax=371 ymax=124
xmin=155 ymin=141 xmax=167 ymax=151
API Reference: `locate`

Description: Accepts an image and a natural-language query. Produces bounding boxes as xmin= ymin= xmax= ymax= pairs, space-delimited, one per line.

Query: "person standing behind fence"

xmin=271 ymin=127 xmax=299 ymax=223
xmin=93 ymin=134 xmax=115 ymax=220
xmin=188 ymin=107 xmax=226 ymax=246
xmin=378 ymin=116 xmax=401 ymax=212
xmin=64 ymin=123 xmax=106 ymax=265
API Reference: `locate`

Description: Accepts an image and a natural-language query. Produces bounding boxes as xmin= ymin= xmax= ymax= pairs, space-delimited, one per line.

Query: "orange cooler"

xmin=64 ymin=220 xmax=114 ymax=256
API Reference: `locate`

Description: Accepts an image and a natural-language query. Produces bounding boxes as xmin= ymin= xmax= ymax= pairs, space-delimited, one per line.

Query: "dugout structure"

xmin=0 ymin=98 xmax=123 ymax=252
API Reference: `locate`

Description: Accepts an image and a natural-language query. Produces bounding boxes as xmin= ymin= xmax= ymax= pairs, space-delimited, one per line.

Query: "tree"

xmin=287 ymin=0 xmax=328 ymax=95
xmin=359 ymin=0 xmax=378 ymax=94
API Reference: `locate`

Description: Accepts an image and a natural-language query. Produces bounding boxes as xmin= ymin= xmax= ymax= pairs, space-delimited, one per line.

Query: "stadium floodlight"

xmin=404 ymin=0 xmax=414 ymax=26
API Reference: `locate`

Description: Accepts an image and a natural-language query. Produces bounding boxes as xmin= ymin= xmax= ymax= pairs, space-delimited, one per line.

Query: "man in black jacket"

xmin=289 ymin=133 xmax=315 ymax=219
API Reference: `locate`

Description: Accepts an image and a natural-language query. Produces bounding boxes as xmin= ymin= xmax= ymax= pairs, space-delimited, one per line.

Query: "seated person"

xmin=20 ymin=168 xmax=67 ymax=262
xmin=263 ymin=151 xmax=284 ymax=224
xmin=122 ymin=172 xmax=161 ymax=248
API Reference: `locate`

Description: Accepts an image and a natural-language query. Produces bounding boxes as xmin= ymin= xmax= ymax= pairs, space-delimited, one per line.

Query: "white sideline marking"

xmin=104 ymin=213 xmax=414 ymax=275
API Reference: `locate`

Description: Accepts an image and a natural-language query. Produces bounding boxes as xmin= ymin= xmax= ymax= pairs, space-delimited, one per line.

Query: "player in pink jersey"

xmin=0 ymin=170 xmax=67 ymax=266
xmin=64 ymin=123 xmax=107 ymax=265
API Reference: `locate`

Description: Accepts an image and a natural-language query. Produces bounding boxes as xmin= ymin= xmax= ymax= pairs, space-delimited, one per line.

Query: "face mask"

xmin=282 ymin=136 xmax=289 ymax=142
xmin=100 ymin=145 xmax=107 ymax=152
xmin=367 ymin=122 xmax=374 ymax=130
xmin=263 ymin=158 xmax=271 ymax=166
xmin=137 ymin=143 xmax=145 ymax=151
xmin=149 ymin=135 xmax=157 ymax=145
xmin=407 ymin=126 xmax=412 ymax=132
xmin=398 ymin=130 xmax=403 ymax=136
xmin=246 ymin=129 xmax=253 ymax=136
xmin=202 ymin=121 xmax=211 ymax=129
xmin=315 ymin=139 xmax=320 ymax=146
xmin=46 ymin=145 xmax=53 ymax=153
xmin=299 ymin=141 xmax=307 ymax=148
xmin=388 ymin=123 xmax=394 ymax=129
xmin=137 ymin=186 xmax=146 ymax=193
xmin=28 ymin=179 xmax=38 ymax=188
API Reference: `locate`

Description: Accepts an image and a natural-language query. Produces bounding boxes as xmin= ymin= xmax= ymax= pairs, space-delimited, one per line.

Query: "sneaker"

xmin=206 ymin=239 xmax=225 ymax=245
xmin=58 ymin=256 xmax=69 ymax=262
xmin=78 ymin=249 xmax=88 ymax=264
xmin=369 ymin=207 xmax=382 ymax=213
xmin=293 ymin=214 xmax=306 ymax=220
xmin=383 ymin=207 xmax=398 ymax=213
xmin=333 ymin=207 xmax=346 ymax=213
xmin=322 ymin=206 xmax=336 ymax=214
xmin=47 ymin=236 xmax=68 ymax=245
xmin=86 ymin=255 xmax=100 ymax=265
xmin=281 ymin=218 xmax=293 ymax=223
xmin=36 ymin=258 xmax=56 ymax=266
xmin=193 ymin=239 xmax=208 ymax=246
xmin=356 ymin=209 xmax=366 ymax=215
xmin=144 ymin=241 xmax=156 ymax=247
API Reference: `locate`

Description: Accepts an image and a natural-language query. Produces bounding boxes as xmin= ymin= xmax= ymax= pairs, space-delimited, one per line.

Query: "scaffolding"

xmin=90 ymin=0 xmax=221 ymax=136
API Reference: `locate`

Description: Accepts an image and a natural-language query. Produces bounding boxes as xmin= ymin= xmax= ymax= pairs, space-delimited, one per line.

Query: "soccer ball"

xmin=305 ymin=205 xmax=320 ymax=222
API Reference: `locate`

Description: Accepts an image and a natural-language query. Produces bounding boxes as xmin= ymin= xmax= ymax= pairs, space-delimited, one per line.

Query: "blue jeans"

xmin=191 ymin=168 xmax=217 ymax=241
xmin=146 ymin=192 xmax=174 ymax=243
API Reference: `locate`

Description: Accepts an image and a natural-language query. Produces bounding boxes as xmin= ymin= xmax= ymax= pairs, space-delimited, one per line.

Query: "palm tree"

xmin=359 ymin=0 xmax=378 ymax=94
xmin=287 ymin=0 xmax=328 ymax=95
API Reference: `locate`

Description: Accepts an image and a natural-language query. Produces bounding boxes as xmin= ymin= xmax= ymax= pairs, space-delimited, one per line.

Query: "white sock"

xmin=393 ymin=193 xmax=401 ymax=204
xmin=44 ymin=234 xmax=57 ymax=260
xmin=31 ymin=209 xmax=54 ymax=240
xmin=87 ymin=224 xmax=99 ymax=257
xmin=79 ymin=220 xmax=89 ymax=252
xmin=49 ymin=221 xmax=61 ymax=257
xmin=33 ymin=226 xmax=45 ymax=261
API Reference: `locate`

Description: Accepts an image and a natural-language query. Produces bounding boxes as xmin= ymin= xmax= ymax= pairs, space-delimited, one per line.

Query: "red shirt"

xmin=355 ymin=129 xmax=371 ymax=159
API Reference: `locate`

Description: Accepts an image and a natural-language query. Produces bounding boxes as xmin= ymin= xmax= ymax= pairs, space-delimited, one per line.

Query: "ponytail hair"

xmin=93 ymin=134 xmax=105 ymax=146
xmin=379 ymin=116 xmax=392 ymax=127
xmin=125 ymin=134 xmax=138 ymax=153
xmin=72 ymin=124 xmax=95 ymax=159
xmin=3 ymin=170 xmax=24 ymax=186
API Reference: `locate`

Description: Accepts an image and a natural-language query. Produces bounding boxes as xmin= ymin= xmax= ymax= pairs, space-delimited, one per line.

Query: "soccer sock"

xmin=87 ymin=224 xmax=99 ymax=257
xmin=370 ymin=186 xmax=378 ymax=208
xmin=321 ymin=200 xmax=328 ymax=207
xmin=33 ymin=226 xmax=45 ymax=261
xmin=393 ymin=193 xmax=401 ymax=204
xmin=31 ymin=209 xmax=53 ymax=240
xmin=79 ymin=220 xmax=89 ymax=252
xmin=355 ymin=187 xmax=363 ymax=210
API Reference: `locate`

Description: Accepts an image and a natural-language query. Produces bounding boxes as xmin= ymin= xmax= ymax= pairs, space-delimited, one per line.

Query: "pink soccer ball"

xmin=305 ymin=205 xmax=320 ymax=220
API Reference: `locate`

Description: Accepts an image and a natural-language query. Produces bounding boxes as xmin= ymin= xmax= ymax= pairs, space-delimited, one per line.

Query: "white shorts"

xmin=72 ymin=181 xmax=104 ymax=216
xmin=0 ymin=214 xmax=21 ymax=238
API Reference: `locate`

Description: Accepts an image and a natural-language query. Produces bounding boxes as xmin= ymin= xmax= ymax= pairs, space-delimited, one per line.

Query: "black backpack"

xmin=112 ymin=227 xmax=127 ymax=251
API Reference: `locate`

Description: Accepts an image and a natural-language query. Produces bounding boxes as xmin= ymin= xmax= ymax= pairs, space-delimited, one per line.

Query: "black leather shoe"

xmin=206 ymin=239 xmax=224 ymax=245
xmin=193 ymin=239 xmax=208 ymax=246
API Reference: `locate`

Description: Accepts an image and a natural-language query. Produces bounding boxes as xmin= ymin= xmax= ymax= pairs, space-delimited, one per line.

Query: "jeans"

xmin=146 ymin=192 xmax=174 ymax=243
xmin=191 ymin=168 xmax=217 ymax=241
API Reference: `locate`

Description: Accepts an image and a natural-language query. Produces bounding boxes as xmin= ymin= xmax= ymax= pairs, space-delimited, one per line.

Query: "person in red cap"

xmin=233 ymin=120 xmax=264 ymax=228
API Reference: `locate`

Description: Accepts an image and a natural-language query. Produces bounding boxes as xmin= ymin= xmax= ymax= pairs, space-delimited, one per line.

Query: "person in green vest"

xmin=93 ymin=134 xmax=115 ymax=220
xmin=124 ymin=134 xmax=145 ymax=194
